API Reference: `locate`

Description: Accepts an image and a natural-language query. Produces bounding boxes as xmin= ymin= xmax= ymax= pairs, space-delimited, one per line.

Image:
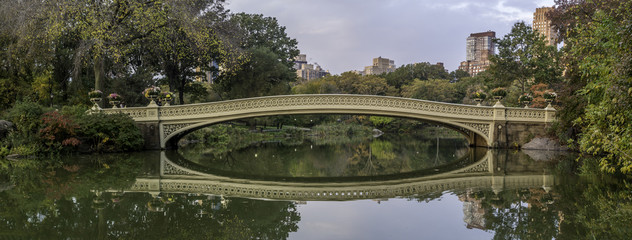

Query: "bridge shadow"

xmin=125 ymin=148 xmax=558 ymax=201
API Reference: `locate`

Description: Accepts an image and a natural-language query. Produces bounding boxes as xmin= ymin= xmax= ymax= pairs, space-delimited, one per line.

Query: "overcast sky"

xmin=225 ymin=0 xmax=555 ymax=74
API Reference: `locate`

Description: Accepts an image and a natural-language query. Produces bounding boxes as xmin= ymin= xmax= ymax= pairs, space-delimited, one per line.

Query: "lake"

xmin=0 ymin=131 xmax=630 ymax=239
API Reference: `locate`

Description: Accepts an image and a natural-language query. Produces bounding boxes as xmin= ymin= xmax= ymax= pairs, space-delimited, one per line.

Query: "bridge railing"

xmin=101 ymin=94 xmax=555 ymax=123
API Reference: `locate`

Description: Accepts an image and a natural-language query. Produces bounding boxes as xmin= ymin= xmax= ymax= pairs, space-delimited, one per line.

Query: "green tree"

xmin=216 ymin=47 xmax=296 ymax=99
xmin=40 ymin=0 xmax=173 ymax=92
xmin=564 ymin=5 xmax=632 ymax=173
xmin=449 ymin=69 xmax=470 ymax=82
xmin=147 ymin=2 xmax=231 ymax=104
xmin=230 ymin=13 xmax=299 ymax=68
xmin=382 ymin=62 xmax=450 ymax=95
xmin=334 ymin=72 xmax=391 ymax=95
xmin=369 ymin=116 xmax=394 ymax=128
xmin=401 ymin=79 xmax=462 ymax=103
xmin=215 ymin=13 xmax=299 ymax=99
xmin=291 ymin=77 xmax=340 ymax=94
xmin=487 ymin=21 xmax=563 ymax=93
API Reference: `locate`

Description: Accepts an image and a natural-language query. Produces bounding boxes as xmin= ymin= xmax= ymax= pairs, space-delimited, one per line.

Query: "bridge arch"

xmin=162 ymin=111 xmax=490 ymax=149
xmin=102 ymin=94 xmax=555 ymax=149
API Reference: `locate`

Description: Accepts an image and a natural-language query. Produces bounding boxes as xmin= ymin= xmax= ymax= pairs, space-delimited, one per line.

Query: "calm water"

xmin=1 ymin=133 xmax=631 ymax=239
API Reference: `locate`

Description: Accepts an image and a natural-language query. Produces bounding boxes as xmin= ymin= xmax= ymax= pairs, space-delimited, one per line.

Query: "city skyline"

xmin=226 ymin=0 xmax=555 ymax=74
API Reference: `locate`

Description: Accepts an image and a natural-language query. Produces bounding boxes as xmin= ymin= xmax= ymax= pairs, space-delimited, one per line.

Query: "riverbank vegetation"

xmin=0 ymin=102 xmax=144 ymax=161
xmin=179 ymin=119 xmax=375 ymax=155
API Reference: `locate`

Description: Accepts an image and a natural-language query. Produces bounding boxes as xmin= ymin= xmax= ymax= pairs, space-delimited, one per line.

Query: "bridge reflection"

xmin=119 ymin=149 xmax=556 ymax=201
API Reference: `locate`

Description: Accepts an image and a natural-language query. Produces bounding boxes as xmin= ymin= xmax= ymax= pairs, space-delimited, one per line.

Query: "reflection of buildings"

xmin=458 ymin=31 xmax=496 ymax=76
xmin=533 ymin=7 xmax=556 ymax=46
xmin=294 ymin=53 xmax=329 ymax=81
xmin=459 ymin=191 xmax=487 ymax=230
xmin=363 ymin=56 xmax=396 ymax=75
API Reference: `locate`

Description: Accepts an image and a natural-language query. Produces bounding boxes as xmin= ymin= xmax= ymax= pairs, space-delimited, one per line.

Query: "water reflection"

xmin=1 ymin=149 xmax=631 ymax=239
xmin=149 ymin=149 xmax=553 ymax=201
xmin=176 ymin=135 xmax=474 ymax=180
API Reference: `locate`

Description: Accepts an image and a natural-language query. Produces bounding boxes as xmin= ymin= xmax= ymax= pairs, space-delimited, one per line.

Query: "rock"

xmin=372 ymin=129 xmax=384 ymax=137
xmin=0 ymin=120 xmax=14 ymax=139
xmin=0 ymin=181 xmax=14 ymax=192
xmin=6 ymin=154 xmax=22 ymax=161
xmin=522 ymin=137 xmax=569 ymax=151
xmin=522 ymin=149 xmax=566 ymax=161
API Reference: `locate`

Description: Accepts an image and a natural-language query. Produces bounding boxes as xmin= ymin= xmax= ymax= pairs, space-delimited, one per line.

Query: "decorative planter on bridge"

xmin=101 ymin=94 xmax=556 ymax=150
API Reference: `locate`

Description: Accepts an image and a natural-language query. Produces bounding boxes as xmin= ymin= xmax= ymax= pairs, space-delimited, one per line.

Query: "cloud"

xmin=225 ymin=0 xmax=556 ymax=74
xmin=485 ymin=0 xmax=535 ymax=22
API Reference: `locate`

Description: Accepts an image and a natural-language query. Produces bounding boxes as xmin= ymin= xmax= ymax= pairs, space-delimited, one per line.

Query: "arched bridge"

xmin=101 ymin=94 xmax=556 ymax=149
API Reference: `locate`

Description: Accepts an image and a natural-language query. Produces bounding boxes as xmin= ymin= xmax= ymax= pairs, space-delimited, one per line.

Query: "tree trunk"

xmin=93 ymin=55 xmax=105 ymax=107
xmin=94 ymin=55 xmax=105 ymax=91
xmin=165 ymin=61 xmax=180 ymax=105
xmin=179 ymin=75 xmax=185 ymax=105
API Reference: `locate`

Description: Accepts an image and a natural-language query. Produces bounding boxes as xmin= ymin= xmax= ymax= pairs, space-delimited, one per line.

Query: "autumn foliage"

xmin=39 ymin=111 xmax=81 ymax=152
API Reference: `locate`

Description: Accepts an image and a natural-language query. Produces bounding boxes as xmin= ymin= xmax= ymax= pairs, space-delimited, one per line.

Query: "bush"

xmin=471 ymin=90 xmax=487 ymax=100
xmin=0 ymin=146 xmax=9 ymax=159
xmin=77 ymin=113 xmax=144 ymax=152
xmin=3 ymin=101 xmax=48 ymax=149
xmin=491 ymin=87 xmax=508 ymax=98
xmin=59 ymin=105 xmax=90 ymax=120
xmin=4 ymin=101 xmax=47 ymax=137
xmin=39 ymin=112 xmax=81 ymax=153
xmin=369 ymin=116 xmax=394 ymax=128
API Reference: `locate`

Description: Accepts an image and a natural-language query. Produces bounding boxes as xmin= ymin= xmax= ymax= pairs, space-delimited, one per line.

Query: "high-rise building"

xmin=364 ymin=56 xmax=396 ymax=75
xmin=293 ymin=54 xmax=308 ymax=70
xmin=195 ymin=61 xmax=220 ymax=84
xmin=294 ymin=53 xmax=329 ymax=81
xmin=459 ymin=31 xmax=496 ymax=76
xmin=533 ymin=7 xmax=556 ymax=46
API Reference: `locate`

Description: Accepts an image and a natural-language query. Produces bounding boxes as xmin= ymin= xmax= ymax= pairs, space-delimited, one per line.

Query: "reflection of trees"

xmin=105 ymin=193 xmax=300 ymax=239
xmin=0 ymin=154 xmax=301 ymax=239
xmin=0 ymin=153 xmax=144 ymax=238
xmin=177 ymin=132 xmax=471 ymax=179
xmin=553 ymin=162 xmax=632 ymax=240
xmin=474 ymin=188 xmax=560 ymax=240
xmin=458 ymin=160 xmax=632 ymax=240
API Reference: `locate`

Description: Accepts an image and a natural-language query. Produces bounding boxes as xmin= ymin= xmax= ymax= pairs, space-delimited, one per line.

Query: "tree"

xmin=449 ymin=69 xmax=470 ymax=82
xmin=401 ymin=79 xmax=461 ymax=103
xmin=216 ymin=47 xmax=295 ymax=99
xmin=563 ymin=4 xmax=632 ymax=173
xmin=382 ymin=62 xmax=450 ymax=95
xmin=547 ymin=0 xmax=625 ymax=152
xmin=229 ymin=13 xmax=299 ymax=68
xmin=487 ymin=22 xmax=563 ymax=93
xmin=147 ymin=2 xmax=232 ymax=104
xmin=335 ymin=72 xmax=390 ymax=95
xmin=547 ymin=0 xmax=621 ymax=45
xmin=214 ymin=13 xmax=299 ymax=99
xmin=291 ymin=77 xmax=340 ymax=94
xmin=40 ymin=0 xmax=174 ymax=92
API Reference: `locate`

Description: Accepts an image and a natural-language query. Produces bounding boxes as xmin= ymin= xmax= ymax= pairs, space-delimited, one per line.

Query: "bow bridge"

xmin=102 ymin=94 xmax=556 ymax=149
